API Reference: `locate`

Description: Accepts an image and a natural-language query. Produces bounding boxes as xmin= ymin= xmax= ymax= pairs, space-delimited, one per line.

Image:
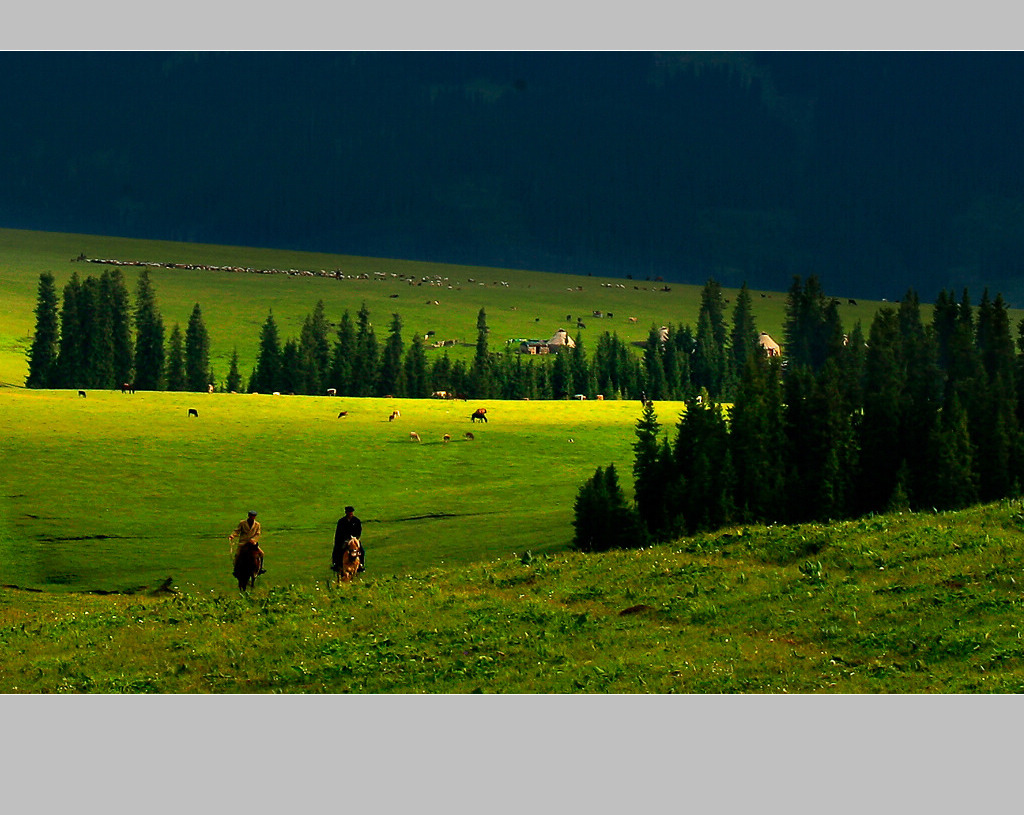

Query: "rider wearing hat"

xmin=333 ymin=505 xmax=364 ymax=573
xmin=229 ymin=510 xmax=266 ymax=575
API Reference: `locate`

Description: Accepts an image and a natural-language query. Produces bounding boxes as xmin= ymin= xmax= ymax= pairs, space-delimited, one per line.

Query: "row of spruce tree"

xmin=25 ymin=269 xmax=214 ymax=391
xmin=26 ymin=268 xmax=769 ymax=401
xmin=196 ymin=277 xmax=768 ymax=400
xmin=573 ymin=276 xmax=1024 ymax=551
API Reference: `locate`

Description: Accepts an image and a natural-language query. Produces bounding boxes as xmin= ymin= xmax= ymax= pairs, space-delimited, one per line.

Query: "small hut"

xmin=545 ymin=328 xmax=576 ymax=353
xmin=758 ymin=332 xmax=781 ymax=357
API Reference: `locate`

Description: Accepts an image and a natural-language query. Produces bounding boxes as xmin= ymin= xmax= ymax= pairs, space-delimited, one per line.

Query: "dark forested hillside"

xmin=4 ymin=52 xmax=1024 ymax=302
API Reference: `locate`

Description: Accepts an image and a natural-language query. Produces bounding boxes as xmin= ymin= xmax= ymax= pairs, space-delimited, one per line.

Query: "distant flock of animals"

xmin=76 ymin=387 xmax=490 ymax=441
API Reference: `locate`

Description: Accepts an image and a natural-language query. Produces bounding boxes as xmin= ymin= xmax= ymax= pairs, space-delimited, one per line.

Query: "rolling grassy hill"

xmin=0 ymin=227 xmax=898 ymax=389
xmin=3 ymin=499 xmax=1024 ymax=693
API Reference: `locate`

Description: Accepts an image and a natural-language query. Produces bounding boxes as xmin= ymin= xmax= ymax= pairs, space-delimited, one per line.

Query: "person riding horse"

xmin=229 ymin=510 xmax=266 ymax=580
xmin=333 ymin=506 xmax=364 ymax=573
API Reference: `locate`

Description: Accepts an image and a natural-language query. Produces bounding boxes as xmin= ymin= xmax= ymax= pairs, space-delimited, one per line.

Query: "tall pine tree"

xmin=184 ymin=303 xmax=211 ymax=392
xmin=133 ymin=269 xmax=165 ymax=390
xmin=26 ymin=272 xmax=60 ymax=388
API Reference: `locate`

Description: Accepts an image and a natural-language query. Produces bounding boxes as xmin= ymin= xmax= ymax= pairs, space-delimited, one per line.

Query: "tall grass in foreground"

xmin=3 ymin=500 xmax=1024 ymax=693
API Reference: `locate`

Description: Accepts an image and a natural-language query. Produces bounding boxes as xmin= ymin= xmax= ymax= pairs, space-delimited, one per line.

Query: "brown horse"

xmin=332 ymin=536 xmax=362 ymax=586
xmin=234 ymin=540 xmax=264 ymax=591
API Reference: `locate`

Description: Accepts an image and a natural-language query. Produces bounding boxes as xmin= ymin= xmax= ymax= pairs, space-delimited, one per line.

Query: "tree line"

xmin=26 ymin=269 xmax=771 ymax=400
xmin=26 ymin=269 xmax=212 ymax=391
xmin=573 ymin=276 xmax=1024 ymax=551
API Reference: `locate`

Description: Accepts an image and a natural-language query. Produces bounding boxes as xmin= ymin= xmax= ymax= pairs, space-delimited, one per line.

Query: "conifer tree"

xmin=26 ymin=272 xmax=60 ymax=388
xmin=56 ymin=273 xmax=84 ymax=388
xmin=572 ymin=463 xmax=647 ymax=552
xmin=896 ymin=291 xmax=943 ymax=506
xmin=280 ymin=339 xmax=300 ymax=394
xmin=926 ymin=391 xmax=979 ymax=510
xmin=569 ymin=332 xmax=589 ymax=397
xmin=551 ymin=345 xmax=571 ymax=399
xmin=352 ymin=302 xmax=378 ymax=397
xmin=632 ymin=401 xmax=671 ymax=538
xmin=403 ymin=333 xmax=428 ymax=398
xmin=642 ymin=326 xmax=666 ymax=400
xmin=102 ymin=269 xmax=134 ymax=387
xmin=251 ymin=311 xmax=282 ymax=393
xmin=572 ymin=465 xmax=611 ymax=552
xmin=165 ymin=323 xmax=186 ymax=391
xmin=856 ymin=309 xmax=904 ymax=514
xmin=184 ymin=303 xmax=211 ymax=392
xmin=469 ymin=307 xmax=494 ymax=398
xmin=379 ymin=312 xmax=406 ymax=397
xmin=730 ymin=282 xmax=759 ymax=373
xmin=730 ymin=353 xmax=786 ymax=522
xmin=674 ymin=397 xmax=734 ymax=532
xmin=79 ymin=275 xmax=115 ymax=388
xmin=297 ymin=300 xmax=331 ymax=395
xmin=133 ymin=269 xmax=165 ymax=390
xmin=329 ymin=309 xmax=356 ymax=396
xmin=692 ymin=308 xmax=726 ymax=397
xmin=226 ymin=347 xmax=242 ymax=392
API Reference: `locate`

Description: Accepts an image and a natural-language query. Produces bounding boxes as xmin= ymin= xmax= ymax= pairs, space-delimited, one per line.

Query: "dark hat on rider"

xmin=248 ymin=510 xmax=258 ymax=516
xmin=345 ymin=506 xmax=355 ymax=513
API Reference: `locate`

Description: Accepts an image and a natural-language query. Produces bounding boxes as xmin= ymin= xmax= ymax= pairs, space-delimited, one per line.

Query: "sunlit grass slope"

xmin=3 ymin=500 xmax=1024 ymax=693
xmin=0 ymin=227 xmax=893 ymax=387
xmin=0 ymin=387 xmax=672 ymax=593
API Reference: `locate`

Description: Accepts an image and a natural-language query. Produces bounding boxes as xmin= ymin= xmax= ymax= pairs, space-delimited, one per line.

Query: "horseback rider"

xmin=333 ymin=505 xmax=364 ymax=573
xmin=229 ymin=510 xmax=266 ymax=576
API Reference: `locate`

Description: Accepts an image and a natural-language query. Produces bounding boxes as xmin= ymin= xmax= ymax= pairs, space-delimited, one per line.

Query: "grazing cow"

xmin=464 ymin=432 xmax=474 ymax=441
xmin=388 ymin=410 xmax=401 ymax=422
xmin=443 ymin=434 xmax=451 ymax=443
xmin=848 ymin=299 xmax=858 ymax=306
xmin=120 ymin=382 xmax=135 ymax=394
xmin=628 ymin=316 xmax=638 ymax=323
xmin=326 ymin=388 xmax=337 ymax=396
xmin=187 ymin=408 xmax=199 ymax=418
xmin=78 ymin=390 xmax=86 ymax=398
xmin=410 ymin=431 xmax=421 ymax=442
xmin=470 ymin=408 xmax=488 ymax=423
xmin=338 ymin=411 xmax=348 ymax=418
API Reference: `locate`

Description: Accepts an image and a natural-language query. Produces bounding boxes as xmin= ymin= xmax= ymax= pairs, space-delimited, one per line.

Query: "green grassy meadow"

xmin=1 ymin=386 xmax=671 ymax=593
xmin=4 ymin=501 xmax=1024 ymax=693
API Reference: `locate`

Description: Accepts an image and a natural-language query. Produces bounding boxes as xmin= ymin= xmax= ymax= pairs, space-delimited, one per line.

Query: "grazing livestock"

xmin=628 ymin=316 xmax=638 ymax=323
xmin=78 ymin=390 xmax=86 ymax=398
xmin=470 ymin=408 xmax=488 ymax=423
xmin=188 ymin=408 xmax=199 ymax=418
xmin=327 ymin=388 xmax=337 ymax=396
xmin=388 ymin=410 xmax=401 ymax=422
xmin=465 ymin=432 xmax=474 ymax=440
xmin=120 ymin=382 xmax=135 ymax=394
xmin=848 ymin=299 xmax=858 ymax=305
xmin=337 ymin=411 xmax=348 ymax=418
xmin=410 ymin=431 xmax=421 ymax=442
xmin=443 ymin=434 xmax=451 ymax=443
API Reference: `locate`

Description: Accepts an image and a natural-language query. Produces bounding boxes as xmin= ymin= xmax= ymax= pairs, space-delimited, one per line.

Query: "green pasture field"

xmin=0 ymin=227 xmax=893 ymax=388
xmin=0 ymin=386 xmax=678 ymax=594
